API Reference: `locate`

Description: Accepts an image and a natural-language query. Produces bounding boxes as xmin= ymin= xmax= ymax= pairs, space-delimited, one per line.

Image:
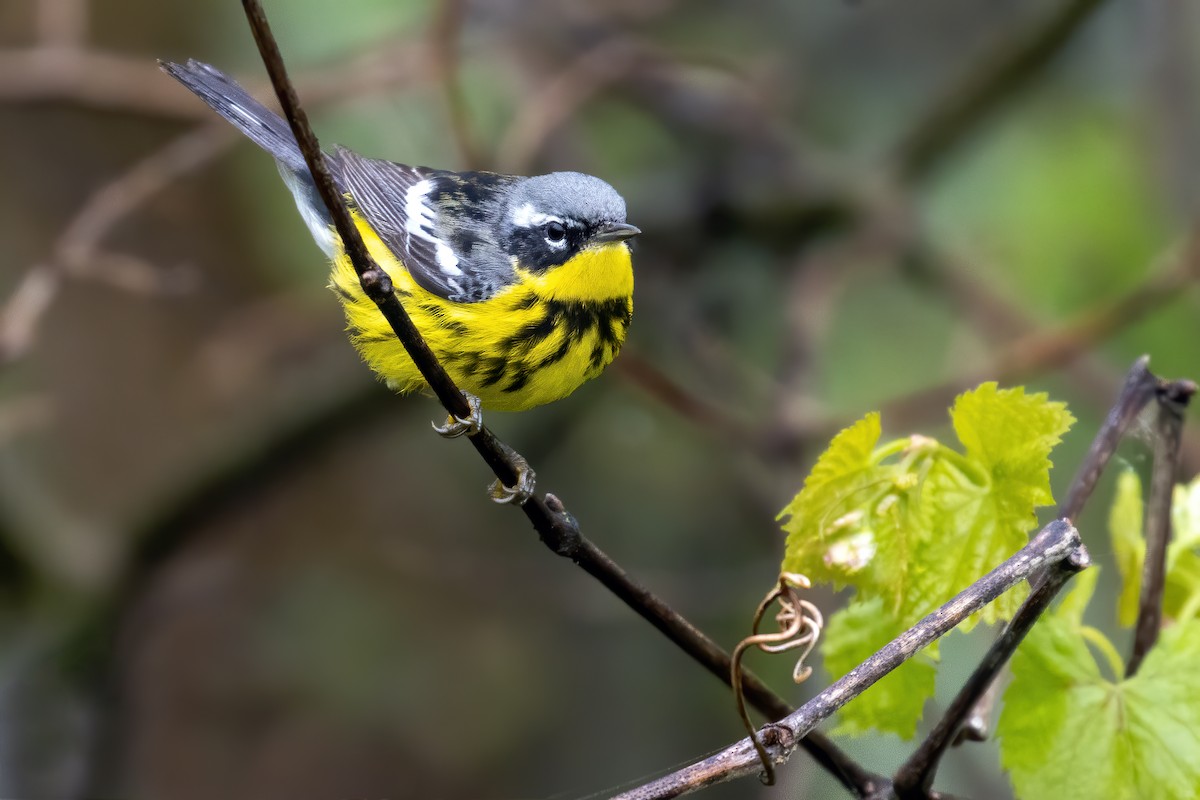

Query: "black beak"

xmin=591 ymin=222 xmax=642 ymax=244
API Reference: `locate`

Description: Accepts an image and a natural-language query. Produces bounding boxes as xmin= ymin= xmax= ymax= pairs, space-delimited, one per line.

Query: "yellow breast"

xmin=329 ymin=215 xmax=634 ymax=411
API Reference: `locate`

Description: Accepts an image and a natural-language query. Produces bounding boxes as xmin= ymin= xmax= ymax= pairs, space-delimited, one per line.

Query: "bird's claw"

xmin=489 ymin=456 xmax=536 ymax=505
xmin=432 ymin=393 xmax=483 ymax=438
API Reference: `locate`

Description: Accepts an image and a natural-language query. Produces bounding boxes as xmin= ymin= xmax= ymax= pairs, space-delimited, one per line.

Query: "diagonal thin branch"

xmin=891 ymin=356 xmax=1163 ymax=790
xmin=612 ymin=520 xmax=1084 ymax=800
xmin=1056 ymin=356 xmax=1160 ymax=520
xmin=891 ymin=544 xmax=1090 ymax=797
xmin=243 ymin=0 xmax=475 ymax=423
xmin=1127 ymin=377 xmax=1196 ymax=676
xmin=238 ymin=2 xmax=878 ymax=794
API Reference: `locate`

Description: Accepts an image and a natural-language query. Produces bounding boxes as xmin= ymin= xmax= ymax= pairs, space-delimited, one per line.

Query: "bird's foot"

xmin=432 ymin=392 xmax=483 ymax=438
xmin=489 ymin=451 xmax=536 ymax=505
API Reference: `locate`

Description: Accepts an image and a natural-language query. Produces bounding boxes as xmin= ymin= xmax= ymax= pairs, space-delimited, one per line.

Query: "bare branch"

xmin=613 ymin=520 xmax=1083 ymax=800
xmin=762 ymin=224 xmax=1200 ymax=468
xmin=244 ymin=0 xmax=479 ymax=426
xmin=891 ymin=545 xmax=1090 ymax=797
xmin=1127 ymin=377 xmax=1196 ymax=676
xmin=860 ymin=245 xmax=1194 ymax=449
xmin=898 ymin=356 xmax=1164 ymax=790
xmin=236 ymin=3 xmax=882 ymax=794
xmin=1057 ymin=356 xmax=1160 ymax=520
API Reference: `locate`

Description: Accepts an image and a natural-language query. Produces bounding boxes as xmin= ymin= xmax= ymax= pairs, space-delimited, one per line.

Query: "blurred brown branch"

xmin=758 ymin=217 xmax=1200 ymax=473
xmin=429 ymin=0 xmax=484 ymax=169
xmin=893 ymin=0 xmax=1109 ymax=182
xmin=497 ymin=36 xmax=646 ymax=174
xmin=861 ymin=232 xmax=1200 ymax=465
xmin=0 ymin=34 xmax=432 ymax=366
xmin=36 ymin=0 xmax=87 ymax=46
xmin=0 ymin=47 xmax=211 ymax=118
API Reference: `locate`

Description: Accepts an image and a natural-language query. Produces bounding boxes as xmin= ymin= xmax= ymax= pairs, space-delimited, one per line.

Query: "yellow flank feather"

xmin=329 ymin=213 xmax=634 ymax=411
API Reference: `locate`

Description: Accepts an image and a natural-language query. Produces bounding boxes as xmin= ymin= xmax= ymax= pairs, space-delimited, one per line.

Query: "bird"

xmin=161 ymin=59 xmax=640 ymax=502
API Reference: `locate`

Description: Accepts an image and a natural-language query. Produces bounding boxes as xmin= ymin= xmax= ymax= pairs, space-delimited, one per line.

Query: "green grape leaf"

xmin=822 ymin=598 xmax=936 ymax=739
xmin=921 ymin=384 xmax=1074 ymax=626
xmin=1109 ymin=471 xmax=1200 ymax=626
xmin=951 ymin=383 xmax=1072 ymax=513
xmin=780 ymin=384 xmax=1073 ymax=738
xmin=1000 ymin=616 xmax=1200 ymax=800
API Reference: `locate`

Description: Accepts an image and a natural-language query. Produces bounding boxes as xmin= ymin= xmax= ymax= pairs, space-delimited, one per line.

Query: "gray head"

xmin=501 ymin=172 xmax=639 ymax=272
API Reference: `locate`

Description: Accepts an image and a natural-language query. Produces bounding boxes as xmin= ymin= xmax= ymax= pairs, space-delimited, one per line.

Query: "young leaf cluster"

xmin=779 ymin=384 xmax=1074 ymax=736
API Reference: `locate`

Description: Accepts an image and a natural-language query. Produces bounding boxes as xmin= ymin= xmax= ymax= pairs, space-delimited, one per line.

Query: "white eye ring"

xmin=543 ymin=220 xmax=568 ymax=249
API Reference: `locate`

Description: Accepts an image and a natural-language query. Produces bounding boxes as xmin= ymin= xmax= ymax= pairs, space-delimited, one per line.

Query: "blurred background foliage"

xmin=0 ymin=0 xmax=1198 ymax=798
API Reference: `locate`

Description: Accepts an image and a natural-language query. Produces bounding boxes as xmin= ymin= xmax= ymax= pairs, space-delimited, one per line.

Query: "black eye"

xmin=544 ymin=221 xmax=567 ymax=243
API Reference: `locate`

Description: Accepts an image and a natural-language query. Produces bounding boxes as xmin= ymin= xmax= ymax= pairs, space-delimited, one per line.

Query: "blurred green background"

xmin=1 ymin=0 xmax=1198 ymax=798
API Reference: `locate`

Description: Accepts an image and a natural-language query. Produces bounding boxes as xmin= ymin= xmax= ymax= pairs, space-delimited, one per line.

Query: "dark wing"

xmin=331 ymin=147 xmax=519 ymax=303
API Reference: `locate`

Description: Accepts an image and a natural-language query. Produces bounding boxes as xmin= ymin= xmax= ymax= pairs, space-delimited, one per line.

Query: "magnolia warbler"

xmin=162 ymin=60 xmax=640 ymax=437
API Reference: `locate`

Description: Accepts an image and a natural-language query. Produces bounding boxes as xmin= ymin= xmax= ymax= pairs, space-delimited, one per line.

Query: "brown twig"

xmin=730 ymin=573 xmax=822 ymax=786
xmin=766 ymin=232 xmax=1200 ymax=476
xmin=1057 ymin=357 xmax=1160 ymax=520
xmin=238 ymin=2 xmax=879 ymax=795
xmin=243 ymin=0 xmax=474 ymax=419
xmin=0 ymin=125 xmax=228 ymax=364
xmin=0 ymin=34 xmax=428 ymax=118
xmin=0 ymin=47 xmax=212 ymax=117
xmin=1127 ymin=377 xmax=1196 ymax=676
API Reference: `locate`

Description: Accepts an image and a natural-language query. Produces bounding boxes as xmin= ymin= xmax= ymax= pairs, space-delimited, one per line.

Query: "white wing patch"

xmin=404 ymin=179 xmax=463 ymax=276
xmin=436 ymin=242 xmax=460 ymax=274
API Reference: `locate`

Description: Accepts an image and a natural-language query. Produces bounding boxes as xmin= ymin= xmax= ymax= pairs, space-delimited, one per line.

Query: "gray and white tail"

xmin=160 ymin=59 xmax=336 ymax=255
